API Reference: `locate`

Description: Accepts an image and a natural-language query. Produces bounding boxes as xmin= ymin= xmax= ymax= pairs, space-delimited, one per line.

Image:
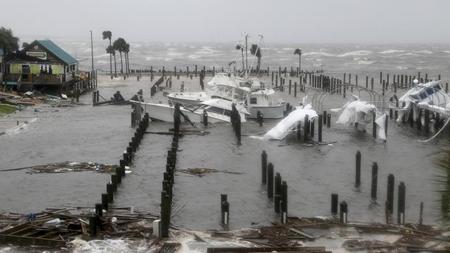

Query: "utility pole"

xmin=90 ymin=30 xmax=94 ymax=73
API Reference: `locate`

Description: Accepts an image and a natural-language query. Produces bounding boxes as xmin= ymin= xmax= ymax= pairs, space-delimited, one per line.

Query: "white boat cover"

xmin=263 ymin=104 xmax=318 ymax=140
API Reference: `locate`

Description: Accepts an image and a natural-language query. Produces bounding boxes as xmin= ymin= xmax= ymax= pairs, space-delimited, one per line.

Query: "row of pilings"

xmin=89 ymin=112 xmax=150 ymax=236
xmin=259 ymin=149 xmax=413 ymax=226
xmin=158 ymin=104 xmax=182 ymax=237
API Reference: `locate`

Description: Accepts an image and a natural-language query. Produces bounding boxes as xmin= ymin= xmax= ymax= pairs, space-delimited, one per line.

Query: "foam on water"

xmin=5 ymin=118 xmax=37 ymax=136
xmin=414 ymin=50 xmax=433 ymax=54
xmin=70 ymin=238 xmax=151 ymax=253
xmin=303 ymin=51 xmax=335 ymax=57
xmin=337 ymin=50 xmax=372 ymax=57
xmin=379 ymin=49 xmax=405 ymax=54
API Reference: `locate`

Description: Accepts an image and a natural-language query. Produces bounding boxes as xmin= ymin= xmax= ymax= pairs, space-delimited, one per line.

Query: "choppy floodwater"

xmin=0 ymin=74 xmax=448 ymax=233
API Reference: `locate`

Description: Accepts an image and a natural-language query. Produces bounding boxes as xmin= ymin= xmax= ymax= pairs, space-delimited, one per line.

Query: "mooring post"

xmin=101 ymin=193 xmax=108 ymax=210
xmin=111 ymin=174 xmax=118 ymax=191
xmin=95 ymin=203 xmax=103 ymax=218
xmin=288 ymin=79 xmax=292 ymax=95
xmin=355 ymin=151 xmax=361 ymax=188
xmin=256 ymin=111 xmax=264 ymax=126
xmin=327 ymin=114 xmax=331 ymax=128
xmin=331 ymin=193 xmax=338 ymax=215
xmin=296 ymin=121 xmax=301 ymax=140
xmin=294 ymin=82 xmax=297 ymax=97
xmin=339 ymin=201 xmax=348 ymax=223
xmin=371 ymin=77 xmax=374 ymax=90
xmin=398 ymin=182 xmax=406 ymax=225
xmin=267 ymin=163 xmax=274 ymax=199
xmin=424 ymin=109 xmax=430 ymax=134
xmin=318 ymin=114 xmax=323 ymax=142
xmin=372 ymin=111 xmax=377 ymax=139
xmin=221 ymin=194 xmax=230 ymax=225
xmin=261 ymin=151 xmax=267 ymax=184
xmin=106 ymin=183 xmax=114 ymax=203
xmin=281 ymin=181 xmax=288 ymax=223
xmin=89 ymin=216 xmax=97 ymax=237
xmin=160 ymin=191 xmax=170 ymax=237
xmin=303 ymin=114 xmax=309 ymax=142
xmin=387 ymin=174 xmax=395 ymax=217
xmin=274 ymin=173 xmax=282 ymax=213
xmin=371 ymin=162 xmax=378 ymax=201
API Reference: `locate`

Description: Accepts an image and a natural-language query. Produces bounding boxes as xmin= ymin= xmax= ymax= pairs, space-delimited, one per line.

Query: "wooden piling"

xmin=339 ymin=201 xmax=348 ymax=223
xmin=101 ymin=193 xmax=108 ymax=210
xmin=318 ymin=114 xmax=323 ymax=142
xmin=371 ymin=162 xmax=378 ymax=200
xmin=397 ymin=182 xmax=406 ymax=225
xmin=281 ymin=181 xmax=288 ymax=223
xmin=267 ymin=163 xmax=274 ymax=199
xmin=355 ymin=151 xmax=361 ymax=188
xmin=261 ymin=151 xmax=267 ymax=184
xmin=303 ymin=115 xmax=309 ymax=142
xmin=387 ymin=174 xmax=395 ymax=216
xmin=372 ymin=111 xmax=377 ymax=139
xmin=274 ymin=173 xmax=282 ymax=213
xmin=331 ymin=193 xmax=338 ymax=215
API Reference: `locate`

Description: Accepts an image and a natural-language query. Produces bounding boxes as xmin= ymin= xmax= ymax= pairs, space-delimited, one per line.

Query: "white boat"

xmin=167 ymin=72 xmax=285 ymax=118
xmin=263 ymin=104 xmax=318 ymax=140
xmin=247 ymin=89 xmax=285 ymax=119
xmin=397 ymin=80 xmax=450 ymax=122
xmin=131 ymin=98 xmax=248 ymax=124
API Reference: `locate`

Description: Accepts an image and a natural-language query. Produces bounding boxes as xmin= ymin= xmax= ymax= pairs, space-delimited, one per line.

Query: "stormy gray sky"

xmin=1 ymin=0 xmax=449 ymax=43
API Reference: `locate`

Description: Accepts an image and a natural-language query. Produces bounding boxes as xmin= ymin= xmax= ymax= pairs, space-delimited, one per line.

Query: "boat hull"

xmin=248 ymin=104 xmax=285 ymax=119
xmin=140 ymin=102 xmax=230 ymax=123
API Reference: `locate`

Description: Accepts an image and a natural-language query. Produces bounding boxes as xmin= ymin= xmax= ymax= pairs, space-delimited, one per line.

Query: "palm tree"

xmin=124 ymin=43 xmax=130 ymax=75
xmin=293 ymin=48 xmax=302 ymax=76
xmin=235 ymin=44 xmax=244 ymax=72
xmin=102 ymin=31 xmax=112 ymax=77
xmin=113 ymin=38 xmax=126 ymax=75
xmin=250 ymin=44 xmax=262 ymax=73
xmin=106 ymin=45 xmax=117 ymax=77
xmin=0 ymin=27 xmax=19 ymax=54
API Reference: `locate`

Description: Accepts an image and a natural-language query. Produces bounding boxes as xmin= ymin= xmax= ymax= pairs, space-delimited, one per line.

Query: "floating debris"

xmin=0 ymin=162 xmax=118 ymax=174
xmin=177 ymin=168 xmax=243 ymax=177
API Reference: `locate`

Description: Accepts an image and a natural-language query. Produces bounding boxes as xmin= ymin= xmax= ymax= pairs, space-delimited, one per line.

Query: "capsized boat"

xmin=331 ymin=95 xmax=387 ymax=140
xmin=131 ymin=98 xmax=249 ymax=124
xmin=397 ymin=80 xmax=450 ymax=122
xmin=263 ymin=104 xmax=318 ymax=140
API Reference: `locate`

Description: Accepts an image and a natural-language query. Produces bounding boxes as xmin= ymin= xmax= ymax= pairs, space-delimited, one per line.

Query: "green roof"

xmin=35 ymin=40 xmax=78 ymax=65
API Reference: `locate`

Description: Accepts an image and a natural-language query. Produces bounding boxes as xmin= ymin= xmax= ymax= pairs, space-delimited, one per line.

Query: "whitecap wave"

xmin=338 ymin=50 xmax=372 ymax=57
xmin=379 ymin=49 xmax=405 ymax=54
xmin=303 ymin=52 xmax=335 ymax=57
xmin=357 ymin=60 xmax=375 ymax=65
xmin=414 ymin=50 xmax=433 ymax=54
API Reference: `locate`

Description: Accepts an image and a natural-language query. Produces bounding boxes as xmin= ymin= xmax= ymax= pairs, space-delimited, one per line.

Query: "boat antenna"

xmin=245 ymin=33 xmax=249 ymax=79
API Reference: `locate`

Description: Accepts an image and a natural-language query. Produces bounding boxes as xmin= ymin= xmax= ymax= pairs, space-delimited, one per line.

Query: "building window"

xmin=250 ymin=97 xmax=258 ymax=104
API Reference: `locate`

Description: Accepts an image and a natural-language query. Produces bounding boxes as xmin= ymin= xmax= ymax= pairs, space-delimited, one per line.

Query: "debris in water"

xmin=0 ymin=162 xmax=119 ymax=174
xmin=177 ymin=167 xmax=243 ymax=177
